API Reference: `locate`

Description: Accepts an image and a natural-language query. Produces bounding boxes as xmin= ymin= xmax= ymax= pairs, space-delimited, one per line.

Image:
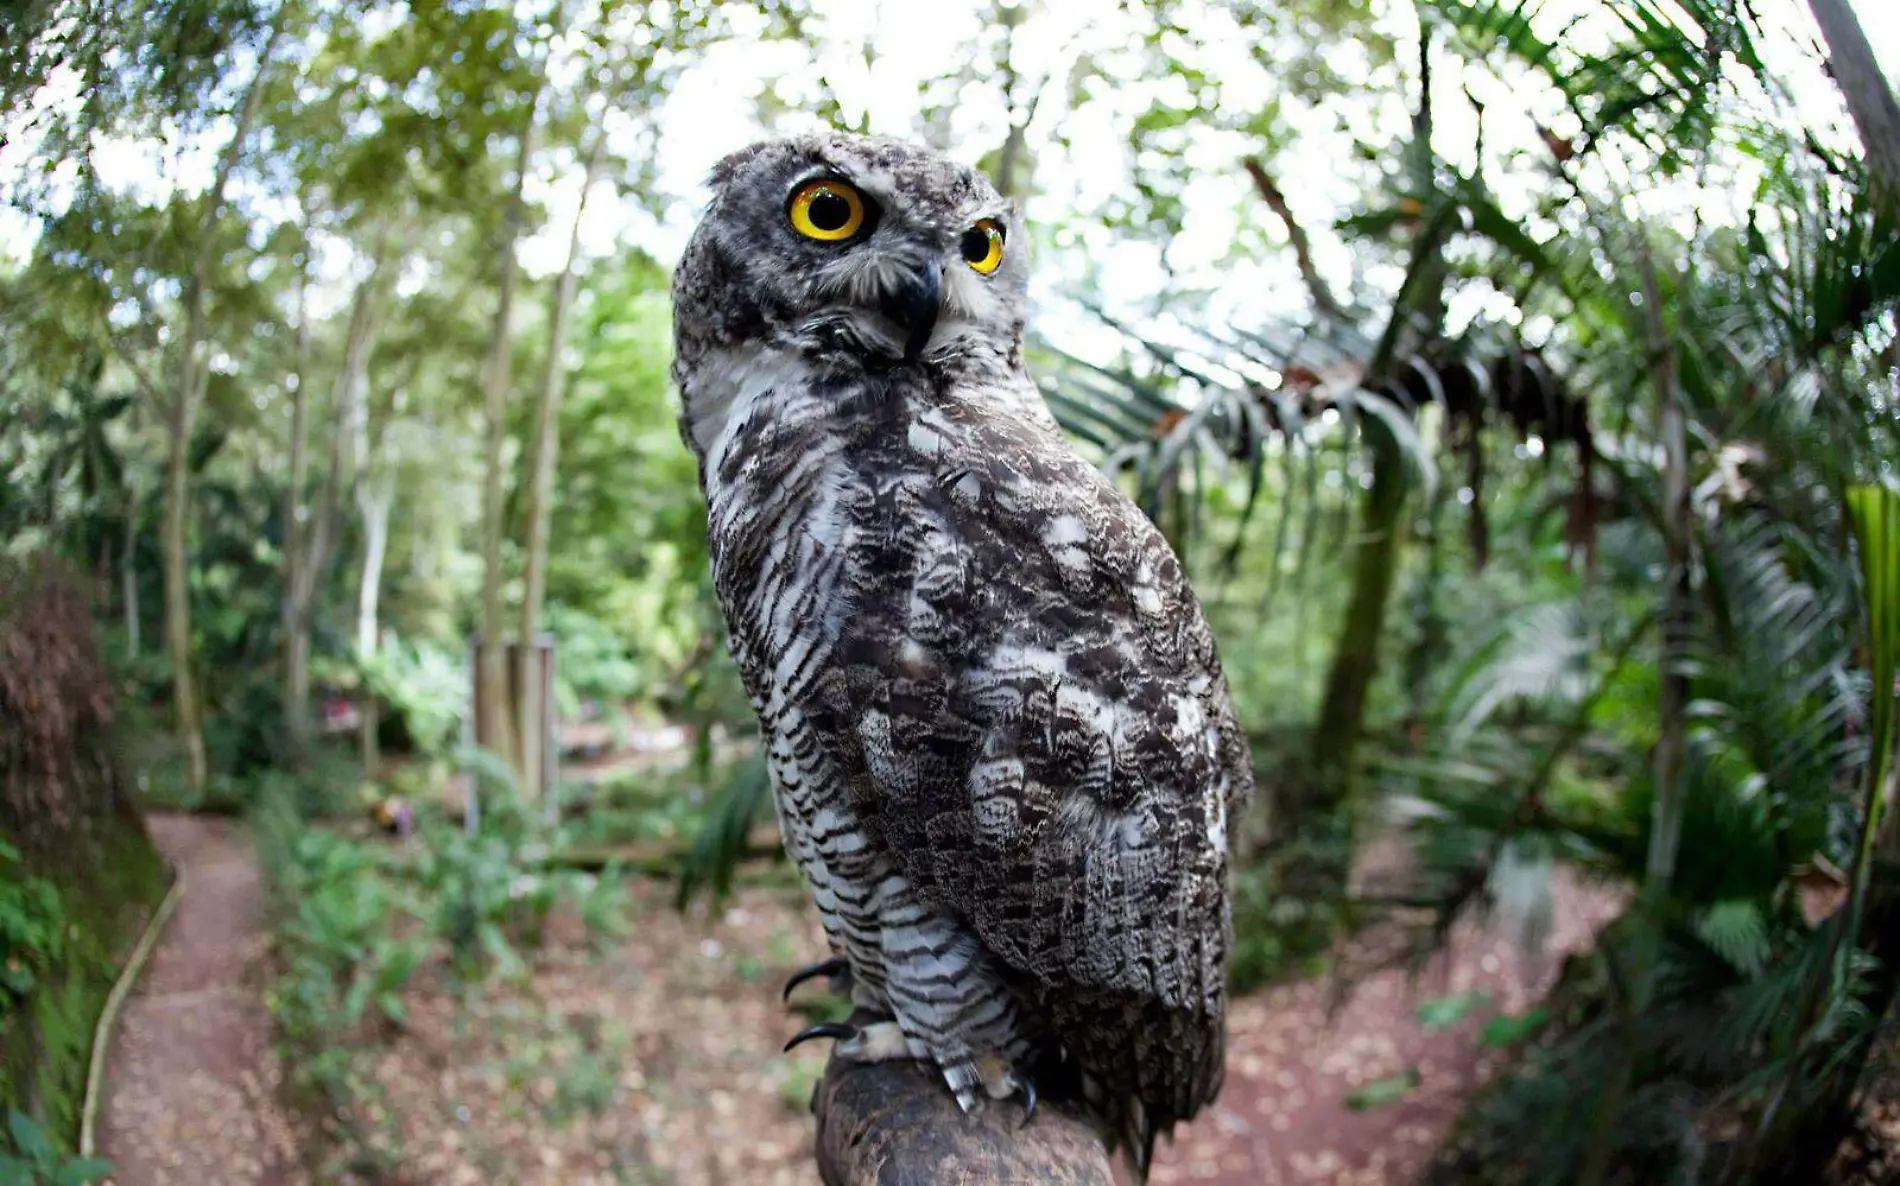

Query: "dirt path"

xmin=1151 ymin=865 xmax=1622 ymax=1185
xmin=98 ymin=814 xmax=306 ymax=1186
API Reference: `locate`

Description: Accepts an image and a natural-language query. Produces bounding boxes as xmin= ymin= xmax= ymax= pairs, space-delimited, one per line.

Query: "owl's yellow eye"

xmin=961 ymin=220 xmax=1005 ymax=275
xmin=788 ymin=180 xmax=867 ymax=241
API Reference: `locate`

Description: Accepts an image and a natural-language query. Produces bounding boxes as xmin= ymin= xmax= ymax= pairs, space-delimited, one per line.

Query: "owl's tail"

xmin=1072 ymin=999 xmax=1226 ymax=1185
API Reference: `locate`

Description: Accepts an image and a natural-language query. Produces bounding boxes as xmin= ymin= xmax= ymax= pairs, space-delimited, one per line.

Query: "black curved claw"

xmin=781 ymin=955 xmax=849 ymax=1003
xmin=1017 ymin=1073 xmax=1039 ymax=1129
xmin=783 ymin=1022 xmax=858 ymax=1053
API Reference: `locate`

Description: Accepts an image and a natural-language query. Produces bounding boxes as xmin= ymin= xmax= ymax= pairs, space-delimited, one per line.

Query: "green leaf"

xmin=54 ymin=1158 xmax=115 ymax=1186
xmin=455 ymin=743 xmax=523 ymax=800
xmin=1344 ymin=1067 xmax=1422 ymax=1111
xmin=1846 ymin=483 xmax=1900 ymax=946
xmin=1694 ymin=899 xmax=1770 ymax=976
xmin=1480 ymin=1005 xmax=1551 ymax=1048
xmin=1417 ymin=990 xmax=1490 ymax=1031
xmin=6 ymin=1111 xmax=51 ymax=1164
xmin=376 ymin=992 xmax=407 ymax=1025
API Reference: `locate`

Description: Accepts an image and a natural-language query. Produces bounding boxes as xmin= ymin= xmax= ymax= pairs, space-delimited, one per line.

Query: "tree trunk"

xmin=988 ymin=1 xmax=1043 ymax=199
xmin=810 ymin=1011 xmax=1113 ymax=1186
xmin=160 ymin=376 xmax=208 ymax=792
xmin=476 ymin=83 xmax=544 ymax=789
xmin=281 ymin=252 xmax=315 ymax=757
xmin=1310 ymin=426 xmax=1409 ymax=799
xmin=284 ymin=239 xmax=388 ymax=756
xmin=1304 ymin=27 xmax=1446 ymax=826
xmin=515 ymin=124 xmax=606 ymax=801
xmin=160 ymin=10 xmax=287 ymax=795
xmin=1808 ymin=0 xmax=1900 ymax=202
xmin=356 ymin=474 xmax=393 ymax=777
xmin=121 ymin=467 xmax=140 ymax=657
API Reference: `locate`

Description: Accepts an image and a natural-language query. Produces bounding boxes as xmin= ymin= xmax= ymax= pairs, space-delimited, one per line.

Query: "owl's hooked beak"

xmin=879 ymin=262 xmax=943 ymax=363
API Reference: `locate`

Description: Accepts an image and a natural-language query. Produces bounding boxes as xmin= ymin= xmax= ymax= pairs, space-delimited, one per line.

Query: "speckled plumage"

xmin=671 ymin=131 xmax=1253 ymax=1179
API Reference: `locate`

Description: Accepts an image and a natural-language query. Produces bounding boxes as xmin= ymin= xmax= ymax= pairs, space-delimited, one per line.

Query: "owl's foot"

xmin=782 ymin=1017 xmax=914 ymax=1063
xmin=783 ymin=1022 xmax=856 ymax=1052
xmin=781 ymin=955 xmax=850 ymax=1003
xmin=968 ymin=1055 xmax=1040 ymax=1128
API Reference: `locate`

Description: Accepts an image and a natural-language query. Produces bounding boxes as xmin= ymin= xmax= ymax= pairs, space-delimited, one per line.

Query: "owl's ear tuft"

xmin=708 ymin=143 xmax=770 ymax=191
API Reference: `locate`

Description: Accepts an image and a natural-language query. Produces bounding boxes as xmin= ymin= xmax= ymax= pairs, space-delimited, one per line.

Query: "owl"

xmin=671 ymin=132 xmax=1253 ymax=1181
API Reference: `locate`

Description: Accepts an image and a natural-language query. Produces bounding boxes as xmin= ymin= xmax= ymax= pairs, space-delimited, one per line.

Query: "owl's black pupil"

xmin=961 ymin=228 xmax=994 ymax=262
xmin=808 ymin=191 xmax=852 ymax=231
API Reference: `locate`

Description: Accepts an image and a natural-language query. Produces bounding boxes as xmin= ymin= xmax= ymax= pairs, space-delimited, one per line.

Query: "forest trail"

xmin=97 ymin=814 xmax=306 ymax=1186
xmin=1151 ymin=863 xmax=1623 ymax=1185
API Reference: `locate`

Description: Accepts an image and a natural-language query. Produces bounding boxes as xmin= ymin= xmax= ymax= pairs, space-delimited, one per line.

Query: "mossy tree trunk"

xmin=1310 ymin=423 xmax=1410 ymax=803
xmin=1296 ymin=28 xmax=1446 ymax=836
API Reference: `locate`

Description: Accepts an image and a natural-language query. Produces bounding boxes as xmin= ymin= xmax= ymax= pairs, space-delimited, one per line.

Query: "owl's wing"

xmin=814 ymin=398 xmax=1254 ymax=1137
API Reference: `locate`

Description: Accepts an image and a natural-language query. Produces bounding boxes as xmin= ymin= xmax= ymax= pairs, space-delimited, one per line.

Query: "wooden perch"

xmin=811 ymin=1012 xmax=1115 ymax=1186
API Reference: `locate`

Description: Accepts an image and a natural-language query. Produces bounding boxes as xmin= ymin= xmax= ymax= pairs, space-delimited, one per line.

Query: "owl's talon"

xmin=781 ymin=955 xmax=850 ymax=1003
xmin=1017 ymin=1074 xmax=1038 ymax=1129
xmin=783 ymin=1022 xmax=858 ymax=1053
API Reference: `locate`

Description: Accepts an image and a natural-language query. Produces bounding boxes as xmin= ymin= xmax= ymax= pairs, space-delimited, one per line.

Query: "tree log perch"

xmin=811 ymin=1012 xmax=1116 ymax=1186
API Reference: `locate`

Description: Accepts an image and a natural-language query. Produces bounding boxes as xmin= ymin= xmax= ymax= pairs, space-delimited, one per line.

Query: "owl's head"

xmin=671 ymin=132 xmax=1028 ymax=405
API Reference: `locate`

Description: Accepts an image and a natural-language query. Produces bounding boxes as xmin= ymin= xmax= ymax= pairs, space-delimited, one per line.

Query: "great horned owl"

xmin=671 ymin=132 xmax=1253 ymax=1180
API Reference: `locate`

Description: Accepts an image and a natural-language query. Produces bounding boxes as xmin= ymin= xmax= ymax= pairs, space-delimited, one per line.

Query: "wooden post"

xmin=514 ymin=632 xmax=557 ymax=807
xmin=468 ymin=633 xmax=555 ymax=804
xmin=810 ymin=1013 xmax=1115 ymax=1186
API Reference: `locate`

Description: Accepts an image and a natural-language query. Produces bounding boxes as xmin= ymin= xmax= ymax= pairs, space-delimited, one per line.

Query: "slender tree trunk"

xmin=285 ymin=237 xmax=389 ymax=752
xmin=161 ymin=339 xmax=211 ymax=794
xmin=356 ymin=474 xmax=393 ymax=777
xmin=121 ymin=456 xmax=140 ymax=657
xmin=1632 ymin=235 xmax=1691 ymax=941
xmin=282 ymin=253 xmax=315 ymax=756
xmin=1808 ymin=0 xmax=1900 ymax=202
xmin=160 ymin=11 xmax=287 ymax=794
xmin=477 ymin=83 xmax=544 ymax=789
xmin=515 ymin=125 xmax=606 ymax=800
xmin=1306 ymin=29 xmax=1445 ymax=823
xmin=988 ymin=1 xmax=1046 ymax=200
xmin=1311 ymin=428 xmax=1409 ymax=791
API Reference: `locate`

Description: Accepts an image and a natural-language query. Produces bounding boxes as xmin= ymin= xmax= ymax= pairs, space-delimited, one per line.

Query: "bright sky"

xmin=1 ymin=0 xmax=1896 ymax=344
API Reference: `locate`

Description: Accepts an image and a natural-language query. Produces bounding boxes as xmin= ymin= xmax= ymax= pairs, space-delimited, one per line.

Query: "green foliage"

xmin=1480 ymin=1006 xmax=1550 ymax=1049
xmin=1423 ymin=0 xmax=1763 ymax=171
xmin=0 ymin=846 xmax=64 ymax=1018
xmin=412 ymin=825 xmax=544 ymax=981
xmin=1418 ymin=990 xmax=1491 ymax=1032
xmin=675 ymin=752 xmax=772 ymax=911
xmin=274 ymin=829 xmax=425 ymax=1032
xmin=0 ymin=1110 xmax=112 ymax=1186
xmin=1692 ymin=900 xmax=1769 ymax=978
xmin=256 ymin=762 xmax=634 ymax=1177
xmin=360 ymin=634 xmax=468 ymax=759
xmin=542 ymin=604 xmax=646 ymax=717
xmin=1845 ymin=483 xmax=1900 ymax=906
xmin=1345 ymin=1067 xmax=1421 ymax=1112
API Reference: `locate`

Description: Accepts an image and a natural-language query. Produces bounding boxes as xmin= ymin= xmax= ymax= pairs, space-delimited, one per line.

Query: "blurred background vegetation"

xmin=2 ymin=0 xmax=1899 ymax=1182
